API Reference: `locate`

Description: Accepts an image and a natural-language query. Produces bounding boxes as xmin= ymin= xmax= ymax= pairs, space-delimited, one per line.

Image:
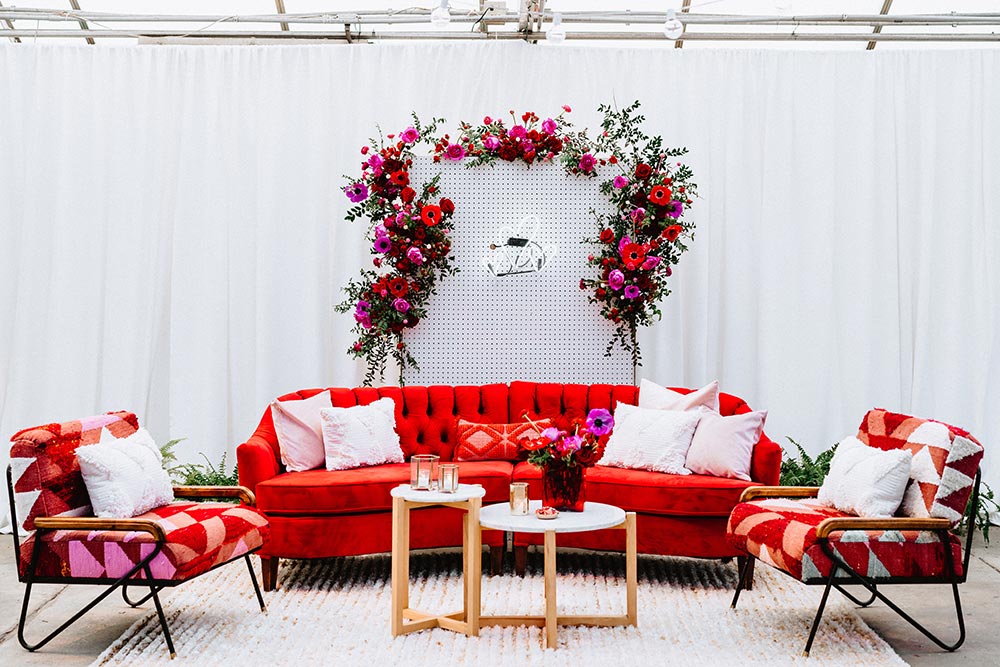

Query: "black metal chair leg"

xmin=245 ymin=555 xmax=267 ymax=613
xmin=143 ymin=563 xmax=176 ymax=659
xmin=122 ymin=583 xmax=162 ymax=608
xmin=731 ymin=555 xmax=755 ymax=609
xmin=804 ymin=566 xmax=838 ymax=657
xmin=834 ymin=582 xmax=878 ymax=608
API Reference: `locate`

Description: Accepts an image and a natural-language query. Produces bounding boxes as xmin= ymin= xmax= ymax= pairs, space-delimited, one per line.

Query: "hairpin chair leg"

xmin=122 ymin=583 xmax=163 ymax=608
xmin=803 ymin=565 xmax=839 ymax=657
xmin=730 ymin=555 xmax=756 ymax=609
xmin=143 ymin=563 xmax=176 ymax=659
xmin=245 ymin=555 xmax=267 ymax=613
xmin=834 ymin=582 xmax=877 ymax=608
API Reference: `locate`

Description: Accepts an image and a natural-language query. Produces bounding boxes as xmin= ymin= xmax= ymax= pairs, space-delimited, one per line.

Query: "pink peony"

xmin=374 ymin=224 xmax=388 ymax=239
xmin=641 ymin=256 xmax=661 ymax=270
xmin=482 ymin=135 xmax=500 ymax=151
xmin=508 ymin=125 xmax=528 ymax=140
xmin=392 ymin=298 xmax=410 ymax=313
xmin=556 ymin=435 xmax=584 ymax=455
xmin=608 ymin=269 xmax=625 ymax=290
xmin=613 ymin=175 xmax=629 ymax=189
xmin=406 ymin=247 xmax=425 ymax=265
xmin=445 ymin=143 xmax=466 ymax=161
xmin=400 ymin=126 xmax=420 ymax=143
xmin=578 ymin=153 xmax=597 ymax=173
xmin=618 ymin=235 xmax=632 ymax=253
xmin=541 ymin=118 xmax=557 ymax=135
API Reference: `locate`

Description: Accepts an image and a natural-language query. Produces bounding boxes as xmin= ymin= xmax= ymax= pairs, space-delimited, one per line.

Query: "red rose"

xmin=498 ymin=144 xmax=517 ymax=162
xmin=400 ymin=187 xmax=416 ymax=203
xmin=595 ymin=288 xmax=607 ymax=299
xmin=621 ymin=243 xmax=646 ymax=271
xmin=635 ymin=163 xmax=652 ymax=180
xmin=388 ymin=277 xmax=409 ymax=298
xmin=439 ymin=197 xmax=455 ymax=214
xmin=599 ymin=228 xmax=615 ymax=243
xmin=664 ymin=225 xmax=682 ymax=242
xmin=579 ymin=279 xmax=586 ymax=290
xmin=421 ymin=204 xmax=442 ymax=226
xmin=389 ymin=170 xmax=409 ymax=187
xmin=576 ymin=444 xmax=598 ymax=466
xmin=631 ymin=191 xmax=647 ymax=207
xmin=648 ymin=185 xmax=672 ymax=206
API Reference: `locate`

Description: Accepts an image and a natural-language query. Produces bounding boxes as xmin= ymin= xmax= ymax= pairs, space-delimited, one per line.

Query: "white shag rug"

xmin=92 ymin=551 xmax=905 ymax=667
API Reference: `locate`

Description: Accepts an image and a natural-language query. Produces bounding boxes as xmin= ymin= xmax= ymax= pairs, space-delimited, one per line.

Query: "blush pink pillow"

xmin=270 ymin=391 xmax=333 ymax=472
xmin=638 ymin=378 xmax=720 ymax=413
xmin=684 ymin=410 xmax=767 ymax=481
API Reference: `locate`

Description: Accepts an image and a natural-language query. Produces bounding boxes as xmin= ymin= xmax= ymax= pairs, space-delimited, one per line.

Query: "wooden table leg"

xmin=391 ymin=496 xmax=409 ymax=637
xmin=467 ymin=497 xmax=481 ymax=636
xmin=625 ymin=512 xmax=637 ymax=626
xmin=544 ymin=529 xmax=557 ymax=649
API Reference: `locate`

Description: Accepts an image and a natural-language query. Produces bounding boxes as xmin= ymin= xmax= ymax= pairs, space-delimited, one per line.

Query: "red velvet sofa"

xmin=237 ymin=381 xmax=781 ymax=590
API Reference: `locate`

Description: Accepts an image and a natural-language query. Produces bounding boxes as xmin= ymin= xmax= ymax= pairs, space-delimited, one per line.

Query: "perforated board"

xmin=404 ymin=158 xmax=633 ymax=385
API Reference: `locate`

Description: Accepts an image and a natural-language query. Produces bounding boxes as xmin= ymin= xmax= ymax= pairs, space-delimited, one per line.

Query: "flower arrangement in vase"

xmin=520 ymin=408 xmax=614 ymax=512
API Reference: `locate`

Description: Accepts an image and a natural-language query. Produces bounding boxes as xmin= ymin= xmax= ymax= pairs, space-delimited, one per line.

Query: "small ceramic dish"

xmin=535 ymin=506 xmax=559 ymax=520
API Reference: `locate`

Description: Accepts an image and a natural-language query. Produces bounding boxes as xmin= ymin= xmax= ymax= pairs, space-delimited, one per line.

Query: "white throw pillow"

xmin=320 ymin=397 xmax=405 ymax=471
xmin=76 ymin=427 xmax=175 ymax=518
xmin=271 ymin=391 xmax=333 ymax=472
xmin=685 ymin=410 xmax=767 ymax=481
xmin=638 ymin=378 xmax=720 ymax=413
xmin=598 ymin=402 xmax=703 ymax=475
xmin=818 ymin=436 xmax=913 ymax=518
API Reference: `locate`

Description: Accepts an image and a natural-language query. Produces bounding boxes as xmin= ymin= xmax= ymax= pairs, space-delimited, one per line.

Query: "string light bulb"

xmin=662 ymin=8 xmax=684 ymax=40
xmin=547 ymin=13 xmax=567 ymax=44
xmin=430 ymin=0 xmax=451 ymax=28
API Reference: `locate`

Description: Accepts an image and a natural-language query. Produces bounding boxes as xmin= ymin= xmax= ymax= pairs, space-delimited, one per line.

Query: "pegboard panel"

xmin=404 ymin=158 xmax=633 ymax=385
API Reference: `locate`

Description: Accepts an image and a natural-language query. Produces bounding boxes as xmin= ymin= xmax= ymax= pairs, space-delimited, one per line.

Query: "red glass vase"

xmin=542 ymin=463 xmax=586 ymax=512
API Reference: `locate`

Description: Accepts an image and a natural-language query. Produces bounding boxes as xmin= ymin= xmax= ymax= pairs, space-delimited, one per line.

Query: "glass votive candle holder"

xmin=509 ymin=482 xmax=529 ymax=515
xmin=439 ymin=464 xmax=459 ymax=494
xmin=410 ymin=454 xmax=439 ymax=491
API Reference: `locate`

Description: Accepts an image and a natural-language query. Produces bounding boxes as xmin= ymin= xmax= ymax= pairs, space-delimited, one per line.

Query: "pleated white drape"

xmin=1 ymin=43 xmax=998 ymax=530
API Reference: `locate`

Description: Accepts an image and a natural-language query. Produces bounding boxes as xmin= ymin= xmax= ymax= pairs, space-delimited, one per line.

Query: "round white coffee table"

xmin=390 ymin=484 xmax=485 ymax=638
xmin=479 ymin=500 xmax=637 ymax=649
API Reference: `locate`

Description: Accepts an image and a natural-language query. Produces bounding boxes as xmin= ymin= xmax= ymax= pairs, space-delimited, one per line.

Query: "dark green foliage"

xmin=159 ymin=440 xmax=240 ymax=502
xmin=963 ymin=481 xmax=998 ymax=545
xmin=779 ymin=437 xmax=837 ymax=487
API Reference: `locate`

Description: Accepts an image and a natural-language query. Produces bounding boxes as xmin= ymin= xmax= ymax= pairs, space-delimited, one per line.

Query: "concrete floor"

xmin=1 ymin=536 xmax=998 ymax=666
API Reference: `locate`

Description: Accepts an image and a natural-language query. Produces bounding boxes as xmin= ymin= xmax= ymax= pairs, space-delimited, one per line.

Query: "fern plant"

xmin=159 ymin=439 xmax=240 ymax=502
xmin=779 ymin=437 xmax=837 ymax=487
xmin=963 ymin=481 xmax=999 ymax=545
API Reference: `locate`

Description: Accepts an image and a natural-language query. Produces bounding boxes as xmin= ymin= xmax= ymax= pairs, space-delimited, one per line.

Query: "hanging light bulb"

xmin=430 ymin=0 xmax=451 ymax=28
xmin=547 ymin=13 xmax=567 ymax=44
xmin=662 ymin=8 xmax=684 ymax=40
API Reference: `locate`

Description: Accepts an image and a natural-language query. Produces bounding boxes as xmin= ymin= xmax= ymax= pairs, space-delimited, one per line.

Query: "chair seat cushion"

xmin=512 ymin=462 xmax=756 ymax=517
xmin=727 ymin=497 xmax=963 ymax=583
xmin=19 ymin=501 xmax=269 ymax=582
xmin=256 ymin=461 xmax=514 ymax=515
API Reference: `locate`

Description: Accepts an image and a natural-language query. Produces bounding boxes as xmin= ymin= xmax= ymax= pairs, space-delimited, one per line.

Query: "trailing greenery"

xmin=963 ymin=481 xmax=999 ymax=545
xmin=779 ymin=437 xmax=837 ymax=487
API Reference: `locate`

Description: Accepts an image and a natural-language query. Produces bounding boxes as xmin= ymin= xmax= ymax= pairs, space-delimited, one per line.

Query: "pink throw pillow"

xmin=684 ymin=410 xmax=767 ymax=481
xmin=638 ymin=378 xmax=720 ymax=413
xmin=270 ymin=391 xmax=333 ymax=472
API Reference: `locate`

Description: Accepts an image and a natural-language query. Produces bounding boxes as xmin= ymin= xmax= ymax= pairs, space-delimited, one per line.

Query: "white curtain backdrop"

xmin=1 ymin=43 xmax=998 ymax=530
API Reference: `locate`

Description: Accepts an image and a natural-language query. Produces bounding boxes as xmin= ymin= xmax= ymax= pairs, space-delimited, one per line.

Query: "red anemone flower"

xmin=648 ymin=185 xmax=672 ymax=206
xmin=389 ymin=170 xmax=409 ymax=187
xmin=421 ymin=204 xmax=442 ymax=226
xmin=621 ymin=243 xmax=647 ymax=271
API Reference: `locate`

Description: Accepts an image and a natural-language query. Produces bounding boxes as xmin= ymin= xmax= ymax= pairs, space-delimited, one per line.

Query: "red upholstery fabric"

xmin=257 ymin=461 xmax=513 ymax=515
xmin=727 ymin=498 xmax=963 ymax=583
xmin=20 ymin=502 xmax=269 ymax=582
xmin=512 ymin=462 xmax=757 ymax=517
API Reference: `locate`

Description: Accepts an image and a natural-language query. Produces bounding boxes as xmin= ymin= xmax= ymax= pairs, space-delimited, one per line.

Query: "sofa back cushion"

xmin=857 ymin=408 xmax=983 ymax=525
xmin=9 ymin=411 xmax=140 ymax=531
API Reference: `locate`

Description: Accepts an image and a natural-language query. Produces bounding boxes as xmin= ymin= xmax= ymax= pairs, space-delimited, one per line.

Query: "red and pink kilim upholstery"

xmin=454 ymin=418 xmax=552 ymax=461
xmin=18 ymin=501 xmax=269 ymax=582
xmin=858 ymin=409 xmax=983 ymax=526
xmin=9 ymin=412 xmax=139 ymax=531
xmin=727 ymin=497 xmax=963 ymax=583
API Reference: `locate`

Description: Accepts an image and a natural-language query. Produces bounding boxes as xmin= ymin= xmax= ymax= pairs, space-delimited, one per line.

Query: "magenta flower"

xmin=541 ymin=118 xmax=557 ymax=135
xmin=374 ymin=224 xmax=389 ymax=239
xmin=541 ymin=427 xmax=563 ymax=442
xmin=392 ymin=298 xmax=410 ymax=313
xmin=613 ymin=175 xmax=629 ymax=189
xmin=557 ymin=435 xmax=584 ymax=455
xmin=400 ymin=126 xmax=420 ymax=143
xmin=666 ymin=265 xmax=673 ymax=277
xmin=482 ymin=135 xmax=500 ymax=151
xmin=629 ymin=207 xmax=646 ymax=224
xmin=521 ymin=140 xmax=534 ymax=154
xmin=445 ymin=143 xmax=466 ymax=161
xmin=345 ymin=182 xmax=369 ymax=203
xmin=578 ymin=153 xmax=597 ymax=173
xmin=618 ymin=236 xmax=632 ymax=253
xmin=667 ymin=200 xmax=684 ymax=219
xmin=641 ymin=256 xmax=661 ymax=270
xmin=624 ymin=285 xmax=641 ymax=300
xmin=586 ymin=408 xmax=614 ymax=436
xmin=355 ymin=300 xmax=370 ymax=314
xmin=509 ymin=125 xmax=527 ymax=140
xmin=374 ymin=237 xmax=392 ymax=254
xmin=406 ymin=247 xmax=425 ymax=265
xmin=608 ymin=269 xmax=625 ymax=290
xmin=352 ymin=342 xmax=363 ymax=352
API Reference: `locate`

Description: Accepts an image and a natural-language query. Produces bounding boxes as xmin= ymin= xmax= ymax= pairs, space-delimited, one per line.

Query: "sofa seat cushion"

xmin=511 ymin=462 xmax=756 ymax=517
xmin=257 ymin=461 xmax=514 ymax=515
xmin=727 ymin=497 xmax=963 ymax=583
xmin=19 ymin=501 xmax=269 ymax=582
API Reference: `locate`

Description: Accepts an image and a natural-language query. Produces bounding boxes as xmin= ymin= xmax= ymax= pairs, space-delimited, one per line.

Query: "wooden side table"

xmin=478 ymin=500 xmax=637 ymax=649
xmin=390 ymin=483 xmax=485 ymax=638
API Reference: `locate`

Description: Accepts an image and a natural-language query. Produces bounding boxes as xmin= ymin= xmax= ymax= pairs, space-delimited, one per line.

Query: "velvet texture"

xmin=238 ymin=383 xmax=781 ymax=561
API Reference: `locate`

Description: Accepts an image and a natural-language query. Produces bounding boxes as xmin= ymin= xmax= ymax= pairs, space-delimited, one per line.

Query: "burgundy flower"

xmin=439 ymin=198 xmax=455 ymax=215
xmin=635 ymin=163 xmax=652 ymax=180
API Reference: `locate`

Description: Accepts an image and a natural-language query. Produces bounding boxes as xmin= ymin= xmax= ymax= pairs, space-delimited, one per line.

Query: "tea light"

xmin=509 ymin=482 xmax=529 ymax=515
xmin=439 ymin=464 xmax=459 ymax=493
xmin=410 ymin=454 xmax=439 ymax=491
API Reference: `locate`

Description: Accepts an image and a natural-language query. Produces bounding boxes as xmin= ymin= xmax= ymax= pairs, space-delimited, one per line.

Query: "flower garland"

xmin=338 ymin=102 xmax=697 ymax=384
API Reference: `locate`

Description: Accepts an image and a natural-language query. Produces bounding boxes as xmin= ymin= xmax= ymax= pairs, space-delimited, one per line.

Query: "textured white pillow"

xmin=320 ymin=398 xmax=404 ymax=471
xmin=638 ymin=378 xmax=720 ymax=413
xmin=818 ymin=436 xmax=913 ymax=518
xmin=271 ymin=391 xmax=333 ymax=472
xmin=598 ymin=402 xmax=703 ymax=475
xmin=76 ymin=427 xmax=174 ymax=518
xmin=685 ymin=410 xmax=767 ymax=481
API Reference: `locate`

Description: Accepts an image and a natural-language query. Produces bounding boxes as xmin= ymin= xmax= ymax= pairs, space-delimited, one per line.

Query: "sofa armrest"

xmin=237 ymin=435 xmax=281 ymax=498
xmin=33 ymin=516 xmax=166 ymax=541
xmin=749 ymin=433 xmax=782 ymax=486
xmin=739 ymin=486 xmax=820 ymax=502
xmin=816 ymin=517 xmax=952 ymax=539
xmin=174 ymin=485 xmax=256 ymax=506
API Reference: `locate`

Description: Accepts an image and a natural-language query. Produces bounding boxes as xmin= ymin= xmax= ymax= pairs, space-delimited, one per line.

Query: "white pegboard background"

xmin=404 ymin=158 xmax=633 ymax=385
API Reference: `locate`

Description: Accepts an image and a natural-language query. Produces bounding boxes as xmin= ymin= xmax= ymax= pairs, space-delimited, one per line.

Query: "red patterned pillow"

xmin=455 ymin=419 xmax=553 ymax=461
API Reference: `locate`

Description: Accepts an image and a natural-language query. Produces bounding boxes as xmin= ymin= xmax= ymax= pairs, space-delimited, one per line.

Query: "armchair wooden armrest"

xmin=33 ymin=516 xmax=167 ymax=542
xmin=173 ymin=485 xmax=256 ymax=506
xmin=816 ymin=516 xmax=952 ymax=539
xmin=739 ymin=486 xmax=820 ymax=502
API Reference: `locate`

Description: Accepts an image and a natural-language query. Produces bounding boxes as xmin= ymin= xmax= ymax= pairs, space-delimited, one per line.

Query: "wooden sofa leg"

xmin=514 ymin=546 xmax=527 ymax=577
xmin=736 ymin=556 xmax=755 ymax=591
xmin=489 ymin=545 xmax=504 ymax=575
xmin=260 ymin=556 xmax=279 ymax=592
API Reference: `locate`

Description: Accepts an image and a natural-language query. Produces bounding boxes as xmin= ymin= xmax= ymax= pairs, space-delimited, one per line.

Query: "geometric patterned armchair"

xmin=727 ymin=409 xmax=984 ymax=656
xmin=6 ymin=411 xmax=271 ymax=658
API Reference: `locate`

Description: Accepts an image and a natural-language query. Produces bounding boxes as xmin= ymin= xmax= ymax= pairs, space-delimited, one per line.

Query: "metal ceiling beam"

xmin=0 ymin=1 xmax=21 ymax=43
xmin=675 ymin=0 xmax=692 ymax=50
xmin=67 ymin=0 xmax=94 ymax=45
xmin=274 ymin=0 xmax=288 ymax=32
xmin=868 ymin=0 xmax=894 ymax=51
